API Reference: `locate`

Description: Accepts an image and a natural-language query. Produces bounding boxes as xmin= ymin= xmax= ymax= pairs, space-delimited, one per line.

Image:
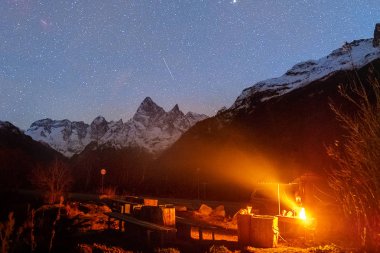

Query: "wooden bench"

xmin=175 ymin=216 xmax=218 ymax=241
xmin=106 ymin=212 xmax=176 ymax=245
xmin=106 ymin=198 xmax=141 ymax=214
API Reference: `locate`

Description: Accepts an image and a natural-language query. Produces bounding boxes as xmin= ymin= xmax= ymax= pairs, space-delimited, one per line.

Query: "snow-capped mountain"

xmin=25 ymin=97 xmax=208 ymax=157
xmin=231 ymin=39 xmax=380 ymax=111
xmin=152 ymin=38 xmax=380 ymax=197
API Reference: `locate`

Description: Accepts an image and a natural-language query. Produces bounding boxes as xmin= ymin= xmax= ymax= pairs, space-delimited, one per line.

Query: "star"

xmin=0 ymin=1 xmax=377 ymax=129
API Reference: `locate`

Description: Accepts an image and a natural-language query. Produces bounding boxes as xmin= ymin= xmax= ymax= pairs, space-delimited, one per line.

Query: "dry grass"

xmin=0 ymin=212 xmax=15 ymax=253
xmin=78 ymin=243 xmax=181 ymax=253
xmin=244 ymin=244 xmax=345 ymax=253
xmin=65 ymin=202 xmax=114 ymax=231
xmin=78 ymin=243 xmax=134 ymax=253
xmin=327 ymin=71 xmax=380 ymax=249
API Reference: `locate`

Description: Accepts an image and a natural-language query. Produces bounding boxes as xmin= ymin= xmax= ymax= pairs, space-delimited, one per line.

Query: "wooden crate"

xmin=237 ymin=214 xmax=252 ymax=245
xmin=138 ymin=205 xmax=176 ymax=226
xmin=161 ymin=206 xmax=176 ymax=226
xmin=121 ymin=203 xmax=131 ymax=214
xmin=144 ymin=198 xmax=158 ymax=206
xmin=250 ymin=215 xmax=278 ymax=248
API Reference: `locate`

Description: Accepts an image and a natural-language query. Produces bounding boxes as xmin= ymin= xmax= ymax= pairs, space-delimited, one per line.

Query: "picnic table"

xmin=106 ymin=212 xmax=176 ymax=245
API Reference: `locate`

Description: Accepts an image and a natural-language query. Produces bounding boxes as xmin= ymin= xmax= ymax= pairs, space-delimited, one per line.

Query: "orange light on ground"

xmin=299 ymin=207 xmax=306 ymax=220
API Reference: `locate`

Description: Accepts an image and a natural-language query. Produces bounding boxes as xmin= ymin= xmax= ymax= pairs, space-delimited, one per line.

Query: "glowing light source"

xmin=299 ymin=207 xmax=306 ymax=220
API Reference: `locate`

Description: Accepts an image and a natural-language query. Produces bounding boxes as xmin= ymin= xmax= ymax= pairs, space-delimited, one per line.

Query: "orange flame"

xmin=299 ymin=207 xmax=306 ymax=220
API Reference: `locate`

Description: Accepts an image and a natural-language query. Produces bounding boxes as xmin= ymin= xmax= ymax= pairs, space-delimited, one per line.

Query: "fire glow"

xmin=299 ymin=207 xmax=306 ymax=220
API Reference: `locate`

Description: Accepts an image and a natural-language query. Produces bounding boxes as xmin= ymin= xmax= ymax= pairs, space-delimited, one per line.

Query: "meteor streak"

xmin=162 ymin=57 xmax=175 ymax=81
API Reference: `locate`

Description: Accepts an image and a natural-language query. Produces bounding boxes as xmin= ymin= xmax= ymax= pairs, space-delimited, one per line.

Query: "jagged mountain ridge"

xmin=26 ymin=97 xmax=208 ymax=157
xmin=231 ymin=39 xmax=380 ymax=112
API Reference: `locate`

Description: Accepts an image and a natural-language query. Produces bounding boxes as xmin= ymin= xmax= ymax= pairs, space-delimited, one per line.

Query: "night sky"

xmin=1 ymin=0 xmax=379 ymax=130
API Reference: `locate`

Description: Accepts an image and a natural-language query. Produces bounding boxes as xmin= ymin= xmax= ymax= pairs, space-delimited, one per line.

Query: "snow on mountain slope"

xmin=26 ymin=97 xmax=208 ymax=157
xmin=26 ymin=119 xmax=91 ymax=156
xmin=232 ymin=39 xmax=380 ymax=111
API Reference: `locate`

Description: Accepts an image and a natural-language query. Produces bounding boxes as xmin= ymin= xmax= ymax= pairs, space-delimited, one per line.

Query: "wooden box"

xmin=250 ymin=215 xmax=278 ymax=248
xmin=237 ymin=214 xmax=251 ymax=245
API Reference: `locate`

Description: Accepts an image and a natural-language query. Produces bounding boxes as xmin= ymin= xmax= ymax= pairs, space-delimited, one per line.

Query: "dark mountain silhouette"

xmin=0 ymin=121 xmax=63 ymax=189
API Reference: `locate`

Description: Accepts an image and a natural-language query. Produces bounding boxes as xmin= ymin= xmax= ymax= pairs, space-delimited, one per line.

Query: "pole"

xmin=100 ymin=168 xmax=107 ymax=195
xmin=197 ymin=168 xmax=200 ymax=200
xmin=277 ymin=183 xmax=281 ymax=215
xmin=101 ymin=174 xmax=104 ymax=194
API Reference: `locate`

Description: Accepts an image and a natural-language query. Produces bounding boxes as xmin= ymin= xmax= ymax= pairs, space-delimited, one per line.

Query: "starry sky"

xmin=1 ymin=0 xmax=379 ymax=130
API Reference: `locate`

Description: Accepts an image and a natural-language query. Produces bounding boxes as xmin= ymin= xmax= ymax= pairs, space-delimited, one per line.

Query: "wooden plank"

xmin=110 ymin=198 xmax=137 ymax=205
xmin=106 ymin=212 xmax=177 ymax=232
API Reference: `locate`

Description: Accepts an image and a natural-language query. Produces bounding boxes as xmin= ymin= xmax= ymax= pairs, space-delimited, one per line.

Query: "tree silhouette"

xmin=327 ymin=70 xmax=380 ymax=250
xmin=31 ymin=159 xmax=72 ymax=204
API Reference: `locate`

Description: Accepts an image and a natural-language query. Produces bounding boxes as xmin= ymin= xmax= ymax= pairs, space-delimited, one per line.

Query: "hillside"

xmin=0 ymin=121 xmax=63 ymax=188
xmin=151 ymin=40 xmax=380 ymax=200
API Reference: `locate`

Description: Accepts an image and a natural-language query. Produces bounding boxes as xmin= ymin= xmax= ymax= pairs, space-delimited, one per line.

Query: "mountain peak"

xmin=134 ymin=97 xmax=165 ymax=121
xmin=171 ymin=104 xmax=180 ymax=111
xmin=91 ymin=116 xmax=107 ymax=125
xmin=137 ymin=97 xmax=161 ymax=111
xmin=30 ymin=118 xmax=53 ymax=128
xmin=169 ymin=104 xmax=182 ymax=114
xmin=0 ymin=121 xmax=22 ymax=135
xmin=167 ymin=104 xmax=184 ymax=120
xmin=24 ymin=97 xmax=208 ymax=157
xmin=142 ymin=96 xmax=154 ymax=104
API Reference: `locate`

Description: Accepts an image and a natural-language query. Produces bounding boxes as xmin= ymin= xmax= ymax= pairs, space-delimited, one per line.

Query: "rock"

xmin=198 ymin=204 xmax=213 ymax=216
xmin=212 ymin=205 xmax=226 ymax=218
xmin=100 ymin=205 xmax=112 ymax=213
xmin=373 ymin=23 xmax=380 ymax=47
xmin=175 ymin=205 xmax=187 ymax=212
xmin=78 ymin=244 xmax=92 ymax=253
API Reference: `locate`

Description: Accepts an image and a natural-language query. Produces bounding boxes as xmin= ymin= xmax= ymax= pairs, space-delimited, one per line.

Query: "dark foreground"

xmin=0 ymin=190 xmax=357 ymax=253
